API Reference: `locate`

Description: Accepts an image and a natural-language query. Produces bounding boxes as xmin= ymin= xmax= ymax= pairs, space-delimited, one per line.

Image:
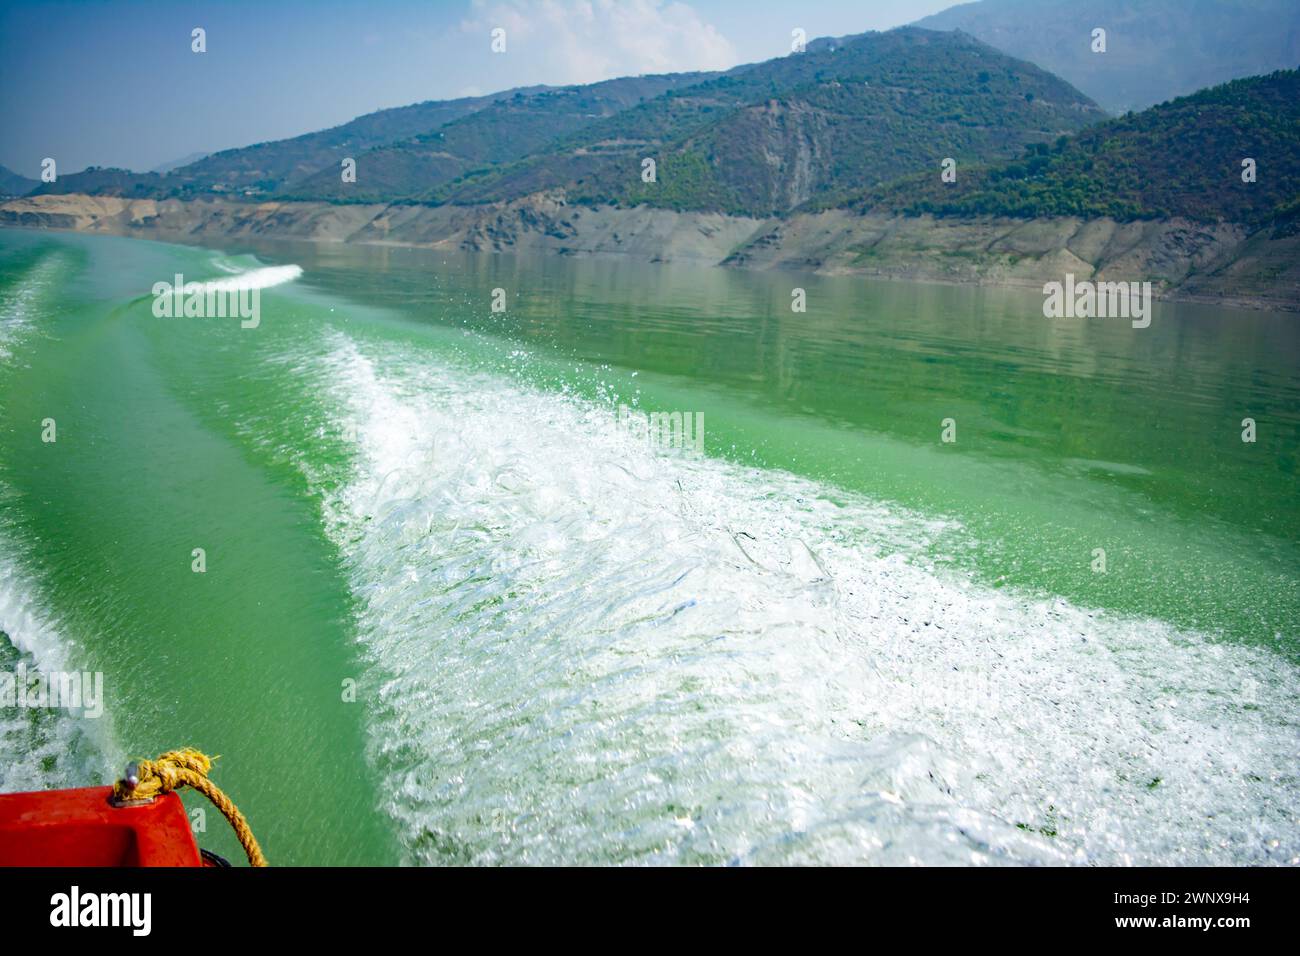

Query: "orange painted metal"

xmin=0 ymin=785 xmax=203 ymax=867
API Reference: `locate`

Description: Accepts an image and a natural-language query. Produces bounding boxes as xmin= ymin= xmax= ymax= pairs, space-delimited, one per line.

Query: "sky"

xmin=0 ymin=0 xmax=958 ymax=176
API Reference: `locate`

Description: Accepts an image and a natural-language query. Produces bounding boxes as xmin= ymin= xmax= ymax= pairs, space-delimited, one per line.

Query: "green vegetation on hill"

xmin=164 ymin=89 xmax=548 ymax=194
xmin=848 ymin=70 xmax=1300 ymax=227
xmin=29 ymin=165 xmax=167 ymax=200
xmin=278 ymin=74 xmax=708 ymax=203
xmin=433 ymin=28 xmax=1103 ymax=216
xmin=28 ymin=87 xmax=549 ymax=200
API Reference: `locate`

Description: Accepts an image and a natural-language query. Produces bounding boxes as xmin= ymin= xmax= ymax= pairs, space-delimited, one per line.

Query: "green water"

xmin=0 ymin=228 xmax=1296 ymax=866
xmin=272 ymin=240 xmax=1300 ymax=643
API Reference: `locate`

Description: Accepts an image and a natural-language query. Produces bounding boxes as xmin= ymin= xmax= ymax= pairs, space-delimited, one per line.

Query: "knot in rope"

xmin=113 ymin=748 xmax=267 ymax=867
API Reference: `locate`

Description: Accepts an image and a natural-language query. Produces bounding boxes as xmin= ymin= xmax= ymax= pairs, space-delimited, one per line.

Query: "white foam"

xmin=0 ymin=252 xmax=117 ymax=789
xmin=0 ymin=254 xmax=60 ymax=363
xmin=194 ymin=264 xmax=302 ymax=294
xmin=302 ymin=330 xmax=1298 ymax=866
xmin=0 ymin=530 xmax=118 ymax=793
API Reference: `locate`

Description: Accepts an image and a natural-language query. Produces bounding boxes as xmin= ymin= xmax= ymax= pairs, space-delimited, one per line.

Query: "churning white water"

xmin=294 ymin=330 xmax=1299 ymax=866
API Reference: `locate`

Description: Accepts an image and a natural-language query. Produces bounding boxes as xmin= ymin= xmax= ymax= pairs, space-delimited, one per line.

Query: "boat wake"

xmin=0 ymin=248 xmax=116 ymax=792
xmin=0 ymin=538 xmax=116 ymax=794
xmin=0 ymin=252 xmax=61 ymax=364
xmin=291 ymin=329 xmax=1299 ymax=866
xmin=192 ymin=263 xmax=303 ymax=294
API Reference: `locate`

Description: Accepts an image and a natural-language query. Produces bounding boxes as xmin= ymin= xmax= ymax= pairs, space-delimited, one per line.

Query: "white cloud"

xmin=462 ymin=0 xmax=737 ymax=85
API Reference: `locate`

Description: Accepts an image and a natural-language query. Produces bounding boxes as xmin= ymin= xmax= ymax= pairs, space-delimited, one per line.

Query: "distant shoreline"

xmin=2 ymin=192 xmax=1296 ymax=313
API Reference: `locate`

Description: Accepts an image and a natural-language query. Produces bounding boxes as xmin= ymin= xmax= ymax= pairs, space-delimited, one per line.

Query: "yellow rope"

xmin=112 ymin=748 xmax=268 ymax=867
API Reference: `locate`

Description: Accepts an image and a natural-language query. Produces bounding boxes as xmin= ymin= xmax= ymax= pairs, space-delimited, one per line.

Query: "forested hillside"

xmin=847 ymin=70 xmax=1300 ymax=227
xmin=429 ymin=28 xmax=1103 ymax=216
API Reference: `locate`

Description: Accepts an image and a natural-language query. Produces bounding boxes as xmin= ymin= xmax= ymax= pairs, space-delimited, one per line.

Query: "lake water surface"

xmin=0 ymin=228 xmax=1295 ymax=865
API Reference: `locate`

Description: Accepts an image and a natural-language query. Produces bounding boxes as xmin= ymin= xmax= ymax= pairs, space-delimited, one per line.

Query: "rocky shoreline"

xmin=3 ymin=192 xmax=1296 ymax=311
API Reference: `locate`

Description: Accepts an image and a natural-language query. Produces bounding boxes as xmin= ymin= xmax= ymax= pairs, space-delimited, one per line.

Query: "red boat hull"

xmin=0 ymin=786 xmax=203 ymax=867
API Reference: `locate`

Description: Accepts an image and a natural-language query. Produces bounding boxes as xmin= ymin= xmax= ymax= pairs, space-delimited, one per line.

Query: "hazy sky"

xmin=0 ymin=0 xmax=957 ymax=176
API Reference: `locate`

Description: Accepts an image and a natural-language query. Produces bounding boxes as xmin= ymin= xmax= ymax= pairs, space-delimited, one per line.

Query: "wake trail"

xmin=283 ymin=328 xmax=1298 ymax=866
xmin=0 ymin=249 xmax=117 ymax=791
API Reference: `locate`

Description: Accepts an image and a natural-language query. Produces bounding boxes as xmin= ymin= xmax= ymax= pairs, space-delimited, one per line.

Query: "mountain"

xmin=279 ymin=73 xmax=712 ymax=203
xmin=168 ymin=88 xmax=567 ymax=194
xmin=428 ymin=28 xmax=1104 ymax=217
xmin=30 ymin=76 xmax=698 ymax=202
xmin=850 ymin=69 xmax=1300 ymax=228
xmin=0 ymin=165 xmax=36 ymax=198
xmin=28 ymin=87 xmax=550 ymax=200
xmin=916 ymin=0 xmax=1300 ymax=114
xmin=29 ymin=165 xmax=167 ymax=200
xmin=34 ymin=27 xmax=1103 ymax=218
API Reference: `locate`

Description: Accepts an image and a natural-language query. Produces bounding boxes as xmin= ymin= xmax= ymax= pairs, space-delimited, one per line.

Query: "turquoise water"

xmin=0 ymin=228 xmax=1296 ymax=865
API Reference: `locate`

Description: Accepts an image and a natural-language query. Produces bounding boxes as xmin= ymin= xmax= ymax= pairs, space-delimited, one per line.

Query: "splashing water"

xmin=299 ymin=332 xmax=1299 ymax=866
